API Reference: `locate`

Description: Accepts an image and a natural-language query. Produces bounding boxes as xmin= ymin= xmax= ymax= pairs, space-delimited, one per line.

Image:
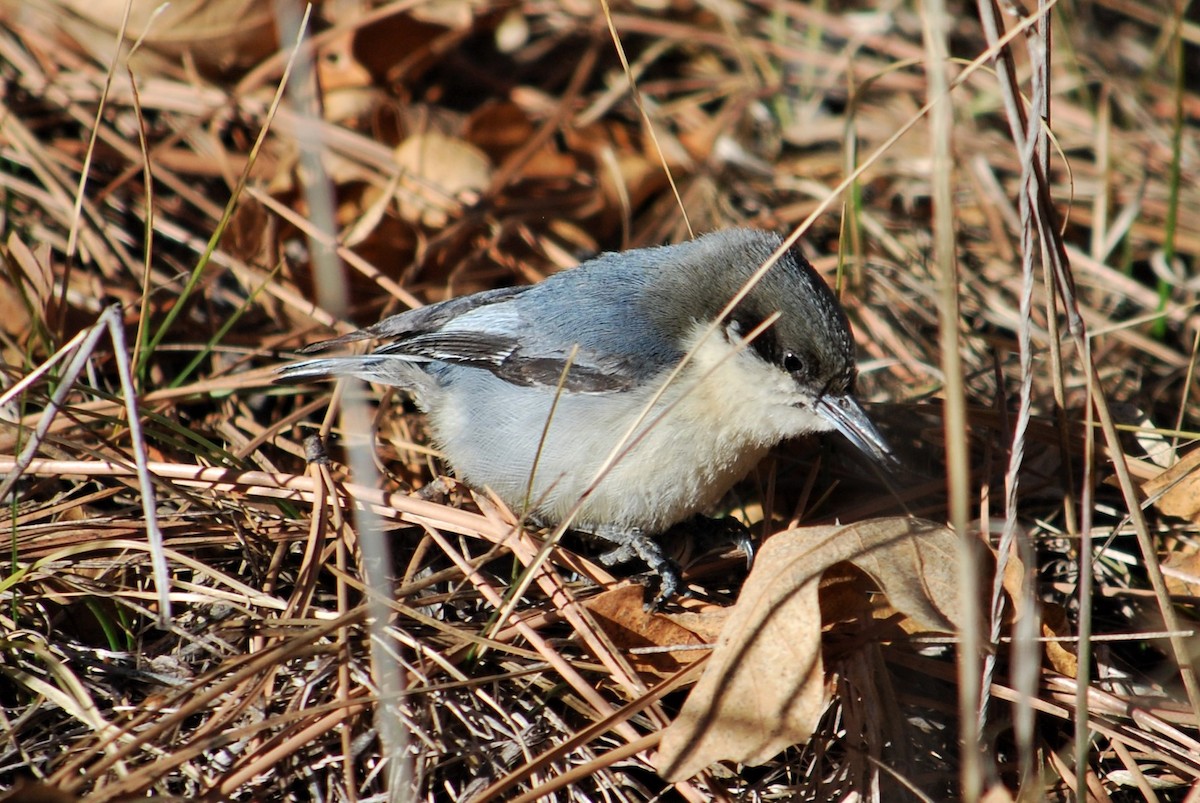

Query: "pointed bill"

xmin=815 ymin=394 xmax=898 ymax=469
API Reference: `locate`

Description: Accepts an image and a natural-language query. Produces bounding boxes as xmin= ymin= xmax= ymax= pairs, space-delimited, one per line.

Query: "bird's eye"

xmin=783 ymin=352 xmax=807 ymax=376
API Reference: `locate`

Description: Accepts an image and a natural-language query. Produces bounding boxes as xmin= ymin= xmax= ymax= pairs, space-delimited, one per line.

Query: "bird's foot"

xmin=586 ymin=524 xmax=687 ymax=610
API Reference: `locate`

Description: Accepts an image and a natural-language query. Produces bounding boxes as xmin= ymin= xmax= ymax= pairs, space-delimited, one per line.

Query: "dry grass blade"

xmin=0 ymin=307 xmax=170 ymax=626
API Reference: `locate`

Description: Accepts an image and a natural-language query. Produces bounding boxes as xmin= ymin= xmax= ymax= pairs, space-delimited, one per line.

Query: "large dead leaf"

xmin=657 ymin=517 xmax=963 ymax=781
xmin=393 ymin=132 xmax=493 ymax=227
xmin=584 ymin=585 xmax=710 ymax=679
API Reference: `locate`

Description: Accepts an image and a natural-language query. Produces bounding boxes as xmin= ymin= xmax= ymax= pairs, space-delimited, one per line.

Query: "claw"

xmin=647 ymin=561 xmax=691 ymax=611
xmin=735 ymin=531 xmax=756 ymax=570
xmin=580 ymin=523 xmax=688 ymax=607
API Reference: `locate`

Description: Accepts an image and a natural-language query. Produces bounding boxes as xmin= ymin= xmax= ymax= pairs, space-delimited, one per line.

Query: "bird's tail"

xmin=276 ymin=356 xmax=437 ymax=405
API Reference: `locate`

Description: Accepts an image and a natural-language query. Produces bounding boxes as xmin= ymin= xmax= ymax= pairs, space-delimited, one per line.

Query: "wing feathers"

xmin=292 ymin=280 xmax=642 ymax=393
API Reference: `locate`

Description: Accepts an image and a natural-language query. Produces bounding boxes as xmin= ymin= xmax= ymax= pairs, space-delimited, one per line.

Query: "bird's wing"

xmin=381 ymin=301 xmax=644 ymax=393
xmin=297 ymin=286 xmax=529 ymax=354
xmin=302 ymin=284 xmax=645 ymax=393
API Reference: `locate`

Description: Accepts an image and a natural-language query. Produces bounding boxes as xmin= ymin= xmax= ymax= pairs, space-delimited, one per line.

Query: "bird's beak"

xmin=815 ymin=395 xmax=898 ymax=470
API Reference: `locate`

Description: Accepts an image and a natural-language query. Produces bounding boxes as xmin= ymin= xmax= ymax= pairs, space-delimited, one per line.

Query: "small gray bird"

xmin=279 ymin=228 xmax=893 ymax=602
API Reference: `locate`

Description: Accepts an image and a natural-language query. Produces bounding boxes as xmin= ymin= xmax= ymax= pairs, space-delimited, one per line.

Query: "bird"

xmin=278 ymin=228 xmax=894 ymax=603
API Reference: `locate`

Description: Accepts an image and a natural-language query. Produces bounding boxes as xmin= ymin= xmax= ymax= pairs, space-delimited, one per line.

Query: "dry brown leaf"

xmin=661 ymin=606 xmax=732 ymax=644
xmin=393 ymin=132 xmax=492 ymax=227
xmin=584 ymin=585 xmax=709 ymax=679
xmin=1 ymin=234 xmax=50 ymax=342
xmin=1040 ymin=603 xmax=1079 ymax=678
xmin=999 ymin=540 xmax=1075 ymax=675
xmin=1140 ymin=447 xmax=1200 ymax=523
xmin=817 ymin=563 xmax=884 ymax=627
xmin=0 ymin=272 xmax=32 ymax=348
xmin=465 ymin=102 xmax=536 ymax=162
xmin=25 ymin=0 xmax=278 ymax=75
xmin=831 ymin=519 xmax=961 ymax=633
xmin=657 ymin=517 xmax=962 ymax=781
xmin=565 ymin=122 xmax=665 ymax=230
xmin=1000 ymin=542 xmax=1028 ymax=620
xmin=6 ymin=233 xmax=53 ymax=310
xmin=464 ymin=102 xmax=581 ymax=180
xmin=818 ymin=563 xmax=948 ymax=637
xmin=1163 ymin=548 xmax=1200 ymax=598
